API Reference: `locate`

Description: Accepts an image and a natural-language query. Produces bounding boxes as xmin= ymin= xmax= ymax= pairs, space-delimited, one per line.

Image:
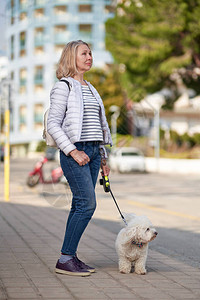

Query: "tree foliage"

xmin=106 ymin=0 xmax=200 ymax=101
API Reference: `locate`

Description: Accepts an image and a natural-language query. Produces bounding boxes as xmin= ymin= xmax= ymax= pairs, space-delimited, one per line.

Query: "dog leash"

xmin=99 ymin=175 xmax=128 ymax=226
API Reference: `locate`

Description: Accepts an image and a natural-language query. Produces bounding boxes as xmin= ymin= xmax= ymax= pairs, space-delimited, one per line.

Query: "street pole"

xmin=155 ymin=108 xmax=160 ymax=171
xmin=110 ymin=106 xmax=120 ymax=148
xmin=4 ymin=108 xmax=10 ymax=201
xmin=3 ymin=82 xmax=11 ymax=202
xmin=143 ymin=98 xmax=160 ymax=172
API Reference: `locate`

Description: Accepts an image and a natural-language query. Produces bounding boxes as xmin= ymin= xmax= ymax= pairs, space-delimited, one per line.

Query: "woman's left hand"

xmin=101 ymin=160 xmax=110 ymax=176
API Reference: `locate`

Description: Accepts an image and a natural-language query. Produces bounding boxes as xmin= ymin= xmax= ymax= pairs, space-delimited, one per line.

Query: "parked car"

xmin=108 ymin=147 xmax=146 ymax=173
xmin=0 ymin=146 xmax=4 ymax=162
xmin=45 ymin=147 xmax=58 ymax=161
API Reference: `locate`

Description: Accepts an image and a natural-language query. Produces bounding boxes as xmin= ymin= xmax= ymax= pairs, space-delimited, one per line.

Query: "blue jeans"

xmin=60 ymin=141 xmax=101 ymax=255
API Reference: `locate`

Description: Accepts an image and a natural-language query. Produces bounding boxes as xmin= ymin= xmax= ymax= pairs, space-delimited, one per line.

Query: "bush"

xmin=36 ymin=140 xmax=46 ymax=152
xmin=180 ymin=133 xmax=195 ymax=148
xmin=193 ymin=133 xmax=200 ymax=145
xmin=170 ymin=130 xmax=182 ymax=146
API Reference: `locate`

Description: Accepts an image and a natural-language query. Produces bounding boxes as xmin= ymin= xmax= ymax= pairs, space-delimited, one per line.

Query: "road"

xmin=1 ymin=158 xmax=200 ymax=269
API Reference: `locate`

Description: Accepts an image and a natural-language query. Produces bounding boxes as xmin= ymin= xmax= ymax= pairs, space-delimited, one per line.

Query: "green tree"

xmin=106 ymin=0 xmax=200 ymax=102
xmin=36 ymin=140 xmax=46 ymax=152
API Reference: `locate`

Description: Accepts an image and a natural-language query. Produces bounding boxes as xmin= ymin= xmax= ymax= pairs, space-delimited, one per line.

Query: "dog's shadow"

xmin=92 ymin=218 xmax=200 ymax=271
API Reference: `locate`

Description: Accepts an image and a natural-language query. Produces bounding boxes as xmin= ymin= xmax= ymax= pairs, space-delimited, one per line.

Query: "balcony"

xmin=34 ymin=0 xmax=46 ymax=8
xmin=77 ymin=12 xmax=93 ymax=23
xmin=20 ymin=42 xmax=26 ymax=50
xmin=54 ymin=32 xmax=69 ymax=44
xmin=79 ymin=4 xmax=92 ymax=13
xmin=34 ymin=8 xmax=46 ymax=23
xmin=53 ymin=14 xmax=69 ymax=23
xmin=53 ymin=6 xmax=68 ymax=22
xmin=34 ymin=47 xmax=44 ymax=55
xmin=20 ymin=12 xmax=28 ymax=21
xmin=34 ymin=77 xmax=43 ymax=85
xmin=19 ymin=3 xmax=28 ymax=12
xmin=53 ymin=0 xmax=68 ymax=4
xmin=19 ymin=116 xmax=26 ymax=124
xmin=20 ymin=78 xmax=26 ymax=86
xmin=104 ymin=0 xmax=112 ymax=4
xmin=34 ymin=114 xmax=43 ymax=123
xmin=20 ymin=32 xmax=26 ymax=50
xmin=79 ymin=31 xmax=92 ymax=41
xmin=76 ymin=12 xmax=95 ymax=23
xmin=34 ymin=36 xmax=45 ymax=46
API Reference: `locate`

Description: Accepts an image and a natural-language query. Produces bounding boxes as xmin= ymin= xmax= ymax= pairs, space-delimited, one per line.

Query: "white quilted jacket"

xmin=47 ymin=77 xmax=112 ymax=156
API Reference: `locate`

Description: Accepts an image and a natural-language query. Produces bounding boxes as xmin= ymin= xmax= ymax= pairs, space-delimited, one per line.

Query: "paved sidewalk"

xmin=0 ymin=181 xmax=200 ymax=299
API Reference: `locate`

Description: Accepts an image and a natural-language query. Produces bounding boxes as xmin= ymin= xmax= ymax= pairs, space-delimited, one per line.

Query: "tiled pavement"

xmin=0 ymin=175 xmax=200 ymax=299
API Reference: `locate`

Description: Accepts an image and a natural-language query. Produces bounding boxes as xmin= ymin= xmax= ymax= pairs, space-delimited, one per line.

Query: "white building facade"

xmin=0 ymin=57 xmax=9 ymax=81
xmin=6 ymin=0 xmax=114 ymax=155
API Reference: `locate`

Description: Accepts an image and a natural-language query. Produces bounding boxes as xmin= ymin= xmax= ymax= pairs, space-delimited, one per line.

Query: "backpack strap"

xmin=59 ymin=79 xmax=70 ymax=115
xmin=60 ymin=79 xmax=71 ymax=90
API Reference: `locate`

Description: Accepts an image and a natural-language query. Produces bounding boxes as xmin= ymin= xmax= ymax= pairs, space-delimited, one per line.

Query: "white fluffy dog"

xmin=115 ymin=213 xmax=158 ymax=275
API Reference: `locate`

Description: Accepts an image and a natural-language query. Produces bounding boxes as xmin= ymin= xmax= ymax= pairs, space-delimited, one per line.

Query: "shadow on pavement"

xmin=0 ymin=200 xmax=199 ymax=270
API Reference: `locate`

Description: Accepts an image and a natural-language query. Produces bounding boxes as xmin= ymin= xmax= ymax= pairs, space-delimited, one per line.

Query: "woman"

xmin=47 ymin=40 xmax=112 ymax=276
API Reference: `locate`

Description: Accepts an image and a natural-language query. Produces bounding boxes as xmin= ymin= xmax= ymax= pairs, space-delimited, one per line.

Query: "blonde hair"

xmin=56 ymin=40 xmax=90 ymax=79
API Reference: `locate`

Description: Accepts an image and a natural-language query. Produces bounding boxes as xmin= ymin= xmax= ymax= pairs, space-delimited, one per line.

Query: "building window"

xmin=34 ymin=28 xmax=45 ymax=54
xmin=34 ymin=66 xmax=43 ymax=83
xmin=10 ymin=0 xmax=15 ymax=25
xmin=78 ymin=5 xmax=92 ymax=12
xmin=79 ymin=24 xmax=92 ymax=39
xmin=54 ymin=5 xmax=67 ymax=16
xmin=34 ymin=47 xmax=44 ymax=55
xmin=34 ymin=27 xmax=44 ymax=46
xmin=34 ymin=0 xmax=46 ymax=6
xmin=19 ymin=68 xmax=27 ymax=94
xmin=34 ymin=8 xmax=45 ymax=18
xmin=19 ymin=31 xmax=26 ymax=56
xmin=34 ymin=104 xmax=43 ymax=123
xmin=19 ymin=0 xmax=28 ymax=11
xmin=19 ymin=105 xmax=27 ymax=132
xmin=20 ymin=12 xmax=27 ymax=21
xmin=34 ymin=66 xmax=44 ymax=92
xmin=54 ymin=44 xmax=65 ymax=55
xmin=105 ymin=5 xmax=115 ymax=13
xmin=34 ymin=104 xmax=43 ymax=130
xmin=10 ymin=71 xmax=14 ymax=80
xmin=11 ymin=35 xmax=14 ymax=60
xmin=54 ymin=25 xmax=67 ymax=44
xmin=54 ymin=24 xmax=67 ymax=33
xmin=54 ymin=5 xmax=67 ymax=21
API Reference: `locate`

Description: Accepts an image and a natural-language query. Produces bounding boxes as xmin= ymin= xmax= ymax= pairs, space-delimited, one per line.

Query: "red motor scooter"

xmin=26 ymin=156 xmax=63 ymax=187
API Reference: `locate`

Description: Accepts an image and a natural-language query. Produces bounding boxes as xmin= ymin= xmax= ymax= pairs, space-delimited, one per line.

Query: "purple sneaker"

xmin=74 ymin=254 xmax=96 ymax=273
xmin=55 ymin=257 xmax=91 ymax=276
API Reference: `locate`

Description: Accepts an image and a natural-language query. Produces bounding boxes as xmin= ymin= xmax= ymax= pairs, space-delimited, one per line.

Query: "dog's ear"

xmin=123 ymin=226 xmax=138 ymax=244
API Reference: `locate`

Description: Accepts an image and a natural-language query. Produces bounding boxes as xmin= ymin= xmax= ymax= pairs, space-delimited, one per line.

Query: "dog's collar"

xmin=132 ymin=241 xmax=144 ymax=248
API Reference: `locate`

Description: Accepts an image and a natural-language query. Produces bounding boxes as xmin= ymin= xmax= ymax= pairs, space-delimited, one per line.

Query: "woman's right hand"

xmin=69 ymin=149 xmax=90 ymax=166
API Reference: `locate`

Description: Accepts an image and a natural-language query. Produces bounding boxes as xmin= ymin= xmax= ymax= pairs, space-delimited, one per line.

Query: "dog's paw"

xmin=119 ymin=269 xmax=131 ymax=274
xmin=119 ymin=260 xmax=131 ymax=274
xmin=135 ymin=269 xmax=147 ymax=275
xmin=119 ymin=266 xmax=131 ymax=274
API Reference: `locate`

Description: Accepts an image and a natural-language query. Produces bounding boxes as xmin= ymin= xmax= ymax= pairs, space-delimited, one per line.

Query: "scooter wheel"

xmin=26 ymin=174 xmax=40 ymax=187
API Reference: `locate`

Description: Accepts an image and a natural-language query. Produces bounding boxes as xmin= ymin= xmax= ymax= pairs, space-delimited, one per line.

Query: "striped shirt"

xmin=80 ymin=85 xmax=103 ymax=142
